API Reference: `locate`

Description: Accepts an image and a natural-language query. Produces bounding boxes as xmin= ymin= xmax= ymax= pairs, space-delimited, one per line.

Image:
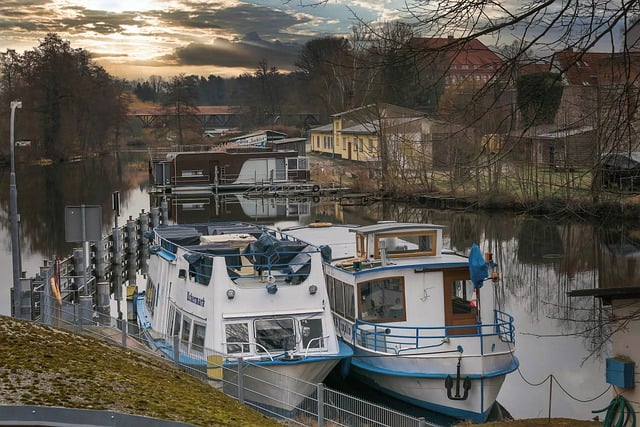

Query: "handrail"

xmin=221 ymin=341 xmax=275 ymax=361
xmin=353 ymin=309 xmax=516 ymax=353
xmin=303 ymin=335 xmax=329 ymax=358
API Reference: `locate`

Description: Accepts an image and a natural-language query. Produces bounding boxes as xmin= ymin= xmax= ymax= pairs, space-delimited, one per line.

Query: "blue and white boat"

xmin=284 ymin=221 xmax=518 ymax=422
xmin=137 ymin=221 xmax=352 ymax=412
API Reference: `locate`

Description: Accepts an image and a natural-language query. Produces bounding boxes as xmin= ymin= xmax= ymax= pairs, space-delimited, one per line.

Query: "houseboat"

xmin=149 ymin=146 xmax=311 ymax=195
xmin=137 ymin=221 xmax=352 ymax=412
xmin=283 ymin=221 xmax=519 ymax=422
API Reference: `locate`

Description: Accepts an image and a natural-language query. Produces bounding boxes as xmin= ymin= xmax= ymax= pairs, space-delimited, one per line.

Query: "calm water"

xmin=1 ymin=150 xmax=632 ymax=421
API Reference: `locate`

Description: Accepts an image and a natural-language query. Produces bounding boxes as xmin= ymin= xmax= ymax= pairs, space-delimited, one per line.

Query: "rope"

xmin=593 ymin=395 xmax=636 ymax=427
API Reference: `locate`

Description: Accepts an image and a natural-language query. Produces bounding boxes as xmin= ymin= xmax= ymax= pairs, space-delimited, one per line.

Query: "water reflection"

xmin=1 ymin=153 xmax=636 ymax=421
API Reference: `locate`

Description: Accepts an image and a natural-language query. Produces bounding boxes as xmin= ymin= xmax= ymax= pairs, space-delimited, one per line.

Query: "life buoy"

xmin=312 ymin=184 xmax=320 ymax=193
xmin=50 ymin=277 xmax=62 ymax=304
xmin=312 ymin=196 xmax=320 ymax=203
xmin=309 ymin=222 xmax=332 ymax=228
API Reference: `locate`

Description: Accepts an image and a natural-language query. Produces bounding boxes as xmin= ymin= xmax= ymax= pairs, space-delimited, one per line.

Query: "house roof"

xmin=330 ymin=103 xmax=426 ymax=119
xmin=309 ymin=123 xmax=333 ymax=133
xmin=551 ymin=48 xmax=640 ymax=86
xmin=535 ymin=125 xmax=594 ymax=139
xmin=410 ymin=37 xmax=502 ymax=70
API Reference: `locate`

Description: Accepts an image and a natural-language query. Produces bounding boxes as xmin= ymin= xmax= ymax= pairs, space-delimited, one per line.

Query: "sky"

xmin=0 ymin=0 xmax=409 ymax=80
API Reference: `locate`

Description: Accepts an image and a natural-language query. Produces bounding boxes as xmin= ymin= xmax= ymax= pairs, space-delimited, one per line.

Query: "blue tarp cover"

xmin=469 ymin=243 xmax=488 ymax=289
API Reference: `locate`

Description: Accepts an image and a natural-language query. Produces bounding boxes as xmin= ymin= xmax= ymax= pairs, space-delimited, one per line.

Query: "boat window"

xmin=344 ymin=285 xmax=355 ymax=321
xmin=172 ymin=310 xmax=182 ymax=336
xmin=255 ymin=318 xmax=296 ymax=353
xmin=452 ymin=280 xmax=478 ymax=315
xmin=334 ymin=280 xmax=345 ymax=316
xmin=375 ymin=231 xmax=437 ymax=258
xmin=301 ymin=318 xmax=324 ymax=349
xmin=167 ymin=306 xmax=176 ymax=336
xmin=191 ymin=323 xmax=206 ymax=352
xmin=188 ymin=256 xmax=213 ymax=286
xmin=326 ymin=275 xmax=335 ymax=311
xmin=225 ymin=323 xmax=249 ymax=354
xmin=181 ymin=317 xmax=191 ymax=345
xmin=355 ymin=234 xmax=365 ymax=258
xmin=358 ymin=277 xmax=406 ymax=323
xmin=145 ymin=277 xmax=156 ymax=315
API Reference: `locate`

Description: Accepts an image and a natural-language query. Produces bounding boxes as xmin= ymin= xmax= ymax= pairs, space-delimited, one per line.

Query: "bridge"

xmin=127 ymin=106 xmax=323 ymax=129
xmin=128 ymin=105 xmax=244 ymax=129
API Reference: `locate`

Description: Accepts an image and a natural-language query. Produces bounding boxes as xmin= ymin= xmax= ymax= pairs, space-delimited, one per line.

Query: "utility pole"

xmin=10 ymin=100 xmax=22 ymax=316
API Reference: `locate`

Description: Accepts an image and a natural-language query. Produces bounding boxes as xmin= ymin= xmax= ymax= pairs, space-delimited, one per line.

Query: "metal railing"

xmin=37 ymin=293 xmax=437 ymax=427
xmin=353 ymin=310 xmax=516 ymax=353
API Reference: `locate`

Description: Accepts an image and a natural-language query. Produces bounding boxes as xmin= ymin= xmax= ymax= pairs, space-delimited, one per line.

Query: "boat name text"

xmin=187 ymin=292 xmax=205 ymax=307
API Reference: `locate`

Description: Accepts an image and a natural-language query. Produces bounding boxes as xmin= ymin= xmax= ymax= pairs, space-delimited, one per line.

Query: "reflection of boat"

xmin=149 ymin=146 xmax=311 ymax=194
xmin=151 ymin=193 xmax=311 ymax=224
xmin=137 ymin=221 xmax=352 ymax=412
xmin=284 ymin=221 xmax=518 ymax=422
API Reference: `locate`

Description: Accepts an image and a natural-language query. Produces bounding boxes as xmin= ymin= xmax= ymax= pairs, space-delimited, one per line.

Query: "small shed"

xmin=601 ymin=152 xmax=640 ymax=191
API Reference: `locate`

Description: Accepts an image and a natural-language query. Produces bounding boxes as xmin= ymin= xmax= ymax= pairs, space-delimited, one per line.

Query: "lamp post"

xmin=10 ymin=100 xmax=22 ymax=312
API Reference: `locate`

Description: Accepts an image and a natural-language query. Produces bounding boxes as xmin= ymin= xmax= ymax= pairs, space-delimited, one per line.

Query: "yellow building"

xmin=308 ymin=103 xmax=443 ymax=168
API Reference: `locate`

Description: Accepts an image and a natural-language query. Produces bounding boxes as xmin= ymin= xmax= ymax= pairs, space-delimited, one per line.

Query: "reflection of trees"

xmin=0 ymin=151 xmax=148 ymax=258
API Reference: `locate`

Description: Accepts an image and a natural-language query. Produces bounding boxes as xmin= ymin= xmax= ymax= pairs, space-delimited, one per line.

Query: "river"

xmin=0 ymin=149 xmax=629 ymax=422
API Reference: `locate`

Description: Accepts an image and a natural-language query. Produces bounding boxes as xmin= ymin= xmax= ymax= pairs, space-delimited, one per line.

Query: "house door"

xmin=443 ymin=267 xmax=480 ymax=336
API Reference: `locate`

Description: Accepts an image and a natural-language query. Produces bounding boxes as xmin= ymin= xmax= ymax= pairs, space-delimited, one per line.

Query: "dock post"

xmin=94 ymin=239 xmax=107 ymax=282
xmin=126 ymin=217 xmax=138 ymax=285
xmin=161 ymin=198 xmax=169 ymax=225
xmin=96 ymin=281 xmax=110 ymax=324
xmin=150 ymin=206 xmax=160 ymax=229
xmin=112 ymin=227 xmax=123 ymax=300
xmin=72 ymin=248 xmax=86 ymax=299
xmin=139 ymin=211 xmax=150 ymax=275
xmin=78 ymin=294 xmax=93 ymax=327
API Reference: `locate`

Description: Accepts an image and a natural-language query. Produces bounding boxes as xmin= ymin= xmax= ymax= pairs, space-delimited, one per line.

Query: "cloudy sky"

xmin=0 ymin=0 xmax=409 ymax=80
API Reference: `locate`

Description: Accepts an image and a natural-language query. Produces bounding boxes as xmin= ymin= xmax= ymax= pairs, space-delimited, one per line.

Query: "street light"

xmin=10 ymin=100 xmax=22 ymax=314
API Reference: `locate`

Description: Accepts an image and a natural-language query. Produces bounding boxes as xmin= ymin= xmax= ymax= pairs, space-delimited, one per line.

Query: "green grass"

xmin=0 ymin=315 xmax=281 ymax=427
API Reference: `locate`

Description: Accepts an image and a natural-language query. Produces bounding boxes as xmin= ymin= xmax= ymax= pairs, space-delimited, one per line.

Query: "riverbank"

xmin=310 ymin=153 xmax=640 ymax=222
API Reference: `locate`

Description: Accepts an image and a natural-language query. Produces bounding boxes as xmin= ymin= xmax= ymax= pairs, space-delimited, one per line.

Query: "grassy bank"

xmin=0 ymin=316 xmax=280 ymax=426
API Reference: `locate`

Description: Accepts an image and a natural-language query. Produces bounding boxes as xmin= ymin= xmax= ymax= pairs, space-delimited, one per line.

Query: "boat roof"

xmin=350 ymin=222 xmax=447 ymax=234
xmin=284 ymin=224 xmax=356 ymax=260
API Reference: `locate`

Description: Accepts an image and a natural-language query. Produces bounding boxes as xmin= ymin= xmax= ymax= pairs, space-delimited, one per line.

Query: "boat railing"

xmin=494 ymin=309 xmax=516 ymax=343
xmin=304 ymin=335 xmax=329 ymax=358
xmin=353 ymin=310 xmax=516 ymax=354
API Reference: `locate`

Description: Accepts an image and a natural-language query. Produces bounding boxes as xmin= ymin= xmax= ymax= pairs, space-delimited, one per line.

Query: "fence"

xmin=37 ymin=292 xmax=437 ymax=427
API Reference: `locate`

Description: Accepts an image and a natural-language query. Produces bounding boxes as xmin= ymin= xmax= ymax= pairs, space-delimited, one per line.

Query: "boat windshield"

xmin=255 ymin=318 xmax=296 ymax=353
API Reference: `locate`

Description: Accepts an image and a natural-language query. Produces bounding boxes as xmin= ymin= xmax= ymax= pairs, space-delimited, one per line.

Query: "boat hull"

xmin=224 ymin=356 xmax=342 ymax=413
xmin=349 ymin=361 xmax=504 ymax=422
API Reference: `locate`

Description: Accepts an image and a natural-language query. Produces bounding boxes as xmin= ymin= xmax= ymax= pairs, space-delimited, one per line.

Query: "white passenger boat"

xmin=284 ymin=221 xmax=519 ymax=422
xmin=136 ymin=221 xmax=352 ymax=413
